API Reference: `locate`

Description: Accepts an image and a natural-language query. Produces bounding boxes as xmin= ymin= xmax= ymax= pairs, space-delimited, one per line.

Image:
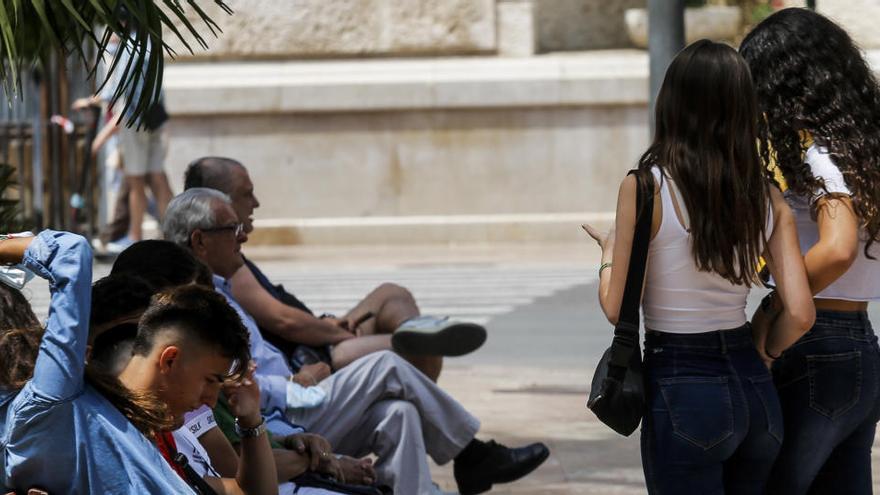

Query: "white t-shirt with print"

xmin=173 ymin=406 xmax=341 ymax=495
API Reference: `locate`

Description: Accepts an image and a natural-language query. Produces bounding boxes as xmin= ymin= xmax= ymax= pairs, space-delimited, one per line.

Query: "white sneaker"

xmin=391 ymin=316 xmax=486 ymax=357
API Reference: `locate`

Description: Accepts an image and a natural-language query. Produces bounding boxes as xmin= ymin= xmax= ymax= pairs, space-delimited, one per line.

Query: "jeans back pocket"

xmin=807 ymin=351 xmax=861 ymax=419
xmin=659 ymin=376 xmax=734 ymax=450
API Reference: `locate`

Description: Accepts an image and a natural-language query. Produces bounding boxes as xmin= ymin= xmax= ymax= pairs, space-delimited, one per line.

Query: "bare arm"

xmin=589 ymin=175 xmax=639 ymax=325
xmin=196 ymin=422 xmax=313 ymax=483
xmin=804 ymin=196 xmax=860 ymax=294
xmin=229 ymin=264 xmax=355 ymax=347
xmin=90 ymin=117 xmax=120 ymax=156
xmin=0 ymin=237 xmax=34 ymax=264
xmin=761 ymin=188 xmax=816 ymax=356
xmin=205 ymin=366 xmax=277 ymax=495
xmin=198 ymin=427 xmax=239 ymax=478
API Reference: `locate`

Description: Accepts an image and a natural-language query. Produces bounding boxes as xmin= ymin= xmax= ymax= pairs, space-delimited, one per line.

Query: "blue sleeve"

xmin=20 ymin=231 xmax=93 ymax=402
xmin=257 ymin=373 xmax=288 ymax=413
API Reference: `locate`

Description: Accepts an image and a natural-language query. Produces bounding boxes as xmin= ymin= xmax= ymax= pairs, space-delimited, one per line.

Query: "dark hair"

xmin=133 ymin=285 xmax=250 ymax=379
xmin=90 ymin=274 xmax=155 ymax=337
xmin=0 ymin=327 xmax=43 ymax=390
xmin=0 ymin=284 xmax=42 ymax=389
xmin=85 ymin=274 xmax=174 ymax=436
xmin=111 ymin=240 xmax=213 ymax=288
xmin=740 ymin=8 xmax=880 ymax=258
xmin=640 ymin=40 xmax=769 ymax=286
xmin=183 ymin=157 xmax=242 ymax=193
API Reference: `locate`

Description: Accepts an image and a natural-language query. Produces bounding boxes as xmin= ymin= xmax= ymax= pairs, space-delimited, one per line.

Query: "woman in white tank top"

xmin=741 ymin=8 xmax=880 ymax=494
xmin=584 ymin=40 xmax=814 ymax=494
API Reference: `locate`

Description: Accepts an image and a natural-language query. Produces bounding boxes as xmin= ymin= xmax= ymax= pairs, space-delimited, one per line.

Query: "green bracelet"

xmin=599 ymin=262 xmax=612 ymax=276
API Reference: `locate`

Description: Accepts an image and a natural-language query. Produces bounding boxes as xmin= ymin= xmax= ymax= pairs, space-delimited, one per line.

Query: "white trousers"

xmin=286 ymin=351 xmax=480 ymax=495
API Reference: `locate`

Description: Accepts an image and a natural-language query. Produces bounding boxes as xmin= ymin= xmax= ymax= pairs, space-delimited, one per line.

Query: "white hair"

xmin=162 ymin=188 xmax=232 ymax=246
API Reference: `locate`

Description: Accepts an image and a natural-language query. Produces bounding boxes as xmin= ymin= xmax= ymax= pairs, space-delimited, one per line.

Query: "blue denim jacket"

xmin=2 ymin=231 xmax=194 ymax=494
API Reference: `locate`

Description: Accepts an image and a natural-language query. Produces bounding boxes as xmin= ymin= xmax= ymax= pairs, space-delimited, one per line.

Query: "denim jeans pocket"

xmin=807 ymin=351 xmax=861 ymax=419
xmin=748 ymin=374 xmax=784 ymax=444
xmin=659 ymin=376 xmax=734 ymax=450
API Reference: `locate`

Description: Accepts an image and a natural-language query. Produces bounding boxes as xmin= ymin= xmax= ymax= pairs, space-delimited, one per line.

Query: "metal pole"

xmin=807 ymin=0 xmax=816 ymax=10
xmin=648 ymin=0 xmax=685 ymax=132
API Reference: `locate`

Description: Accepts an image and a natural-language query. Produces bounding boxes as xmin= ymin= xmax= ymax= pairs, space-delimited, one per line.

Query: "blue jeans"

xmin=641 ymin=325 xmax=783 ymax=495
xmin=769 ymin=310 xmax=880 ymax=494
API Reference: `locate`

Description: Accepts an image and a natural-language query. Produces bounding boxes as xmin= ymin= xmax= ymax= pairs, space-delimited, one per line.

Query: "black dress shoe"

xmin=453 ymin=440 xmax=550 ymax=495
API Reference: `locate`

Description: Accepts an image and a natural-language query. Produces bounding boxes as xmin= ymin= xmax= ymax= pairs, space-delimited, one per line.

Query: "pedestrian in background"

xmin=73 ymin=7 xmax=172 ymax=253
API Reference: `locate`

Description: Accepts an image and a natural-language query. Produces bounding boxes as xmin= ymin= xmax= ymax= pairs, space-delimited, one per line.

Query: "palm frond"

xmin=0 ymin=0 xmax=232 ymax=126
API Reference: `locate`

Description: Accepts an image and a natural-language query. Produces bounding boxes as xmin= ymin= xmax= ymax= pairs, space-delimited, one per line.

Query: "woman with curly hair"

xmin=741 ymin=8 xmax=880 ymax=494
xmin=584 ymin=40 xmax=814 ymax=493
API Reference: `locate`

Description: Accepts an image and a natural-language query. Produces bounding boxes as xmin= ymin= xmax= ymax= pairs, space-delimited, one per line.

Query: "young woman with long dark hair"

xmin=740 ymin=8 xmax=880 ymax=494
xmin=584 ymin=40 xmax=814 ymax=493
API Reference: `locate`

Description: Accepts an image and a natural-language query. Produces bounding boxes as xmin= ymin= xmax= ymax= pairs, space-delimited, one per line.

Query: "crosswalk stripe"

xmin=25 ymin=265 xmax=595 ymax=327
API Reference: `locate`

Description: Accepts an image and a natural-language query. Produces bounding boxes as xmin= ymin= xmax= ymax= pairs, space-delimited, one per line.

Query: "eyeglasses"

xmin=201 ymin=222 xmax=244 ymax=237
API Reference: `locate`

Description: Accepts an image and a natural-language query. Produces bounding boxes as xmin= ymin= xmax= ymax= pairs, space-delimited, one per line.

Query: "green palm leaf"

xmin=0 ymin=0 xmax=232 ymax=126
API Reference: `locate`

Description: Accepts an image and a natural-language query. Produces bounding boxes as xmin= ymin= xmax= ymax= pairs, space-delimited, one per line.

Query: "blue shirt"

xmin=0 ymin=391 xmax=13 ymax=488
xmin=2 ymin=231 xmax=194 ymax=494
xmin=213 ymin=275 xmax=291 ymax=416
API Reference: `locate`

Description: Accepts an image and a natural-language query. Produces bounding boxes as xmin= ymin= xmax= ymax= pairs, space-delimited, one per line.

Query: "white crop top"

xmin=786 ymin=145 xmax=880 ymax=302
xmin=642 ymin=167 xmax=774 ymax=333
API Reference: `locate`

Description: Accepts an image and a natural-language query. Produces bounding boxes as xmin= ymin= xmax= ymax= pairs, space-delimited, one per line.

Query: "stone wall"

xmin=167 ymin=0 xmax=880 ymax=60
xmin=535 ymin=0 xmax=644 ymax=52
xmin=166 ymin=106 xmax=646 ymax=221
xmin=169 ymin=0 xmax=496 ymax=59
xmin=160 ymin=53 xmax=650 ymax=243
xmin=818 ymin=0 xmax=880 ymax=49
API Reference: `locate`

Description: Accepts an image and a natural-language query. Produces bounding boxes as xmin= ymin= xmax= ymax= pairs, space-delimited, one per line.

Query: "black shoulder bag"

xmin=587 ymin=169 xmax=654 ymax=436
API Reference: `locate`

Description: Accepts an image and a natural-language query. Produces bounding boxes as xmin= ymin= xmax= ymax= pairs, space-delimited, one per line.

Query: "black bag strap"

xmin=618 ymin=169 xmax=654 ymax=328
xmin=607 ymin=169 xmax=654 ymax=371
xmin=172 ymin=452 xmax=220 ymax=495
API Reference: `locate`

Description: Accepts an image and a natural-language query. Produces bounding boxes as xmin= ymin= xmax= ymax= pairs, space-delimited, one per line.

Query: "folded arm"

xmin=230 ymin=264 xmax=354 ymax=347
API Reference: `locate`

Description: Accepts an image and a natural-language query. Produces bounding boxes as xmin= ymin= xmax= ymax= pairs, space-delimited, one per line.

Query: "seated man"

xmin=183 ymin=156 xmax=487 ymax=381
xmin=163 ymin=188 xmax=550 ymax=495
xmin=117 ymin=286 xmax=278 ymax=495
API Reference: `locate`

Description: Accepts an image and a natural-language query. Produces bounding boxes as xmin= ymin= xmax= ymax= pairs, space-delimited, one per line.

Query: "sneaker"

xmin=391 ymin=316 xmax=486 ymax=357
xmin=453 ymin=440 xmax=549 ymax=495
xmin=105 ymin=235 xmax=134 ymax=255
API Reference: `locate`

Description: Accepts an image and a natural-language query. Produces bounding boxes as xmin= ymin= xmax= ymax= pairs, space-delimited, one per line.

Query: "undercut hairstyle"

xmin=183 ymin=156 xmax=243 ymax=194
xmin=639 ymin=40 xmax=769 ymax=286
xmin=89 ymin=323 xmax=138 ymax=376
xmin=162 ymin=188 xmax=231 ymax=247
xmin=0 ymin=284 xmax=43 ymax=389
xmin=85 ymin=274 xmax=174 ymax=435
xmin=111 ymin=240 xmax=213 ymax=288
xmin=741 ymin=8 xmax=880 ymax=258
xmin=133 ymin=284 xmax=250 ymax=380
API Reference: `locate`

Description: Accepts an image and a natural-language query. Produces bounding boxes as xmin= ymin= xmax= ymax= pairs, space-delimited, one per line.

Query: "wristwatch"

xmin=234 ymin=416 xmax=267 ymax=438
